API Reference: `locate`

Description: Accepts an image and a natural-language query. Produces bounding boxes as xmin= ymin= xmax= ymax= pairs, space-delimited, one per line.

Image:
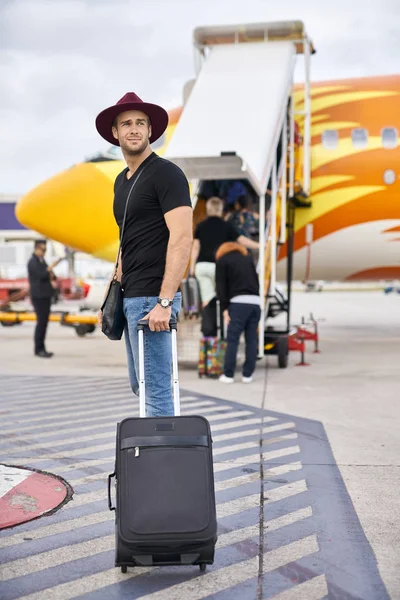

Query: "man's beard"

xmin=120 ymin=137 xmax=149 ymax=156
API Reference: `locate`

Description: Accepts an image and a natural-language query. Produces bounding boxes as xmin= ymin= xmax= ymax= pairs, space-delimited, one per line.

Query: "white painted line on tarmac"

xmin=16 ymin=567 xmax=150 ymax=600
xmin=213 ymin=446 xmax=301 ymax=472
xmin=68 ymin=458 xmax=302 ymax=489
xmin=0 ymin=510 xmax=112 ymax=548
xmin=0 ymin=399 xmax=216 ymax=437
xmin=215 ymin=463 xmax=303 ymax=493
xmin=1 ymin=411 xmax=266 ymax=456
xmin=217 ymin=479 xmax=307 ymax=520
xmin=0 ymin=465 xmax=31 ymax=498
xmin=3 ymin=391 xmax=134 ymax=416
xmin=215 ymin=471 xmax=259 ymax=491
xmin=7 ymin=413 xmax=264 ymax=463
xmin=11 ymin=524 xmax=259 ymax=600
xmin=216 ymin=423 xmax=295 ymax=443
xmin=61 ymin=472 xmax=306 ymax=515
xmin=210 ymin=417 xmax=260 ymax=432
xmin=1 ymin=406 xmax=253 ymax=437
xmin=3 ymin=402 xmax=135 ymax=435
xmin=1 ymin=497 xmax=313 ymax=583
xmin=272 ymin=575 xmax=328 ymax=600
xmin=0 ymin=535 xmax=115 ymax=581
xmin=4 ymin=397 xmax=216 ymax=423
xmin=138 ymin=536 xmax=319 ymax=600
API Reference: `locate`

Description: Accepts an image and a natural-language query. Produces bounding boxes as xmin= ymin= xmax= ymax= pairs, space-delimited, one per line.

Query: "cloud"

xmin=0 ymin=0 xmax=399 ymax=195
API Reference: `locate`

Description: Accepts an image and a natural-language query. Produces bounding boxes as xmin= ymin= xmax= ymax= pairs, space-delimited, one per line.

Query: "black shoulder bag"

xmin=101 ymin=157 xmax=155 ymax=340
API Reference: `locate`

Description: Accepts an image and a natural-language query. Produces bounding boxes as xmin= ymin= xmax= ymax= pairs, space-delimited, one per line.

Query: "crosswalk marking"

xmin=5 ymin=418 xmax=293 ymax=463
xmin=271 ymin=575 xmax=328 ymax=600
xmin=1 ymin=508 xmax=314 ymax=585
xmin=137 ymin=536 xmax=319 ymax=600
xmin=16 ymin=567 xmax=151 ymax=600
xmin=0 ymin=510 xmax=112 ymax=548
xmin=213 ymin=446 xmax=300 ymax=472
xmin=1 ymin=421 xmax=295 ymax=457
xmin=0 ymin=401 xmax=217 ymax=441
xmin=2 ymin=375 xmax=344 ymax=600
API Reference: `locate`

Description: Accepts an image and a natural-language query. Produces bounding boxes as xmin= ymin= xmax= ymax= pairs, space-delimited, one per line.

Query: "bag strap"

xmin=112 ymin=154 xmax=156 ymax=280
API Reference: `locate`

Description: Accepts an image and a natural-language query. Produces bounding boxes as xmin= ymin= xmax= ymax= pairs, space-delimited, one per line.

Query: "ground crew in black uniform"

xmin=27 ymin=240 xmax=64 ymax=358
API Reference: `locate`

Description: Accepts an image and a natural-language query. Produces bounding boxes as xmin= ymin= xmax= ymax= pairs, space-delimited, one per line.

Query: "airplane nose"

xmin=15 ymin=159 xmax=124 ymax=261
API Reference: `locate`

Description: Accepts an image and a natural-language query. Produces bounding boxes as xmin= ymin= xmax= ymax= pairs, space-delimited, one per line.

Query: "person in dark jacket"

xmin=215 ymin=242 xmax=261 ymax=383
xmin=27 ymin=240 xmax=64 ymax=358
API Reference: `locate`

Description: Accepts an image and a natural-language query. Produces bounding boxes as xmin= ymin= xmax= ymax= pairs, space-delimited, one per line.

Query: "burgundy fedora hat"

xmin=95 ymin=92 xmax=169 ymax=146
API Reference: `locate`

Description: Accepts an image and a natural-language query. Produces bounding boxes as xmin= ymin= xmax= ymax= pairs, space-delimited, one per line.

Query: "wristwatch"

xmin=157 ymin=297 xmax=173 ymax=308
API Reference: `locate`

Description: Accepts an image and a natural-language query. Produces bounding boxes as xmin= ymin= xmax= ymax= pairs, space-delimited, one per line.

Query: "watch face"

xmin=161 ymin=298 xmax=170 ymax=308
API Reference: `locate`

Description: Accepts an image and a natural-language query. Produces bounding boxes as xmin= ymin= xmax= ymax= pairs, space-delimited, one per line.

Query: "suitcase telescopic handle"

xmin=107 ymin=472 xmax=116 ymax=511
xmin=137 ymin=318 xmax=180 ymax=418
xmin=137 ymin=318 xmax=177 ymax=331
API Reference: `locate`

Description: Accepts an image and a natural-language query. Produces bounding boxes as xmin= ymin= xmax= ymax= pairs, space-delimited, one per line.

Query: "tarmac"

xmin=0 ymin=291 xmax=399 ymax=599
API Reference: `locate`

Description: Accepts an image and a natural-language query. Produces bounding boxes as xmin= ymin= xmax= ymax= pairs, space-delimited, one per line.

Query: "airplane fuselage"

xmin=15 ymin=75 xmax=400 ymax=282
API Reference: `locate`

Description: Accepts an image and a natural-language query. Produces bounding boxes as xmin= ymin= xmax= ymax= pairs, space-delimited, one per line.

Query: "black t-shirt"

xmin=113 ymin=153 xmax=192 ymax=297
xmin=27 ymin=255 xmax=53 ymax=299
xmin=195 ymin=216 xmax=239 ymax=263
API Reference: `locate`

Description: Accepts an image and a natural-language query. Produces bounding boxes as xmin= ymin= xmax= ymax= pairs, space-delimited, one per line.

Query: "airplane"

xmin=15 ymin=73 xmax=400 ymax=284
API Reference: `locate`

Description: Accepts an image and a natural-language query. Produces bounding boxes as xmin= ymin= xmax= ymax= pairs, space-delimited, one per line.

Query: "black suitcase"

xmin=108 ymin=319 xmax=217 ymax=573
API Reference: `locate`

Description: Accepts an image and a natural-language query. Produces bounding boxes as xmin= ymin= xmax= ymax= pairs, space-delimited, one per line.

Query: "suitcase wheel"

xmin=199 ymin=563 xmax=206 ymax=572
xmin=121 ymin=565 xmax=128 ymax=573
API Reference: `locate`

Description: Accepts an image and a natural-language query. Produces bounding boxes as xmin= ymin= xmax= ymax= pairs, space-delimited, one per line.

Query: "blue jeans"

xmin=224 ymin=303 xmax=261 ymax=378
xmin=123 ymin=293 xmax=181 ymax=417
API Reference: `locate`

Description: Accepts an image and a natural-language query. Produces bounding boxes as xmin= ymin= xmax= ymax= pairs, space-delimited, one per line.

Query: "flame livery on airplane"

xmin=16 ymin=74 xmax=400 ymax=282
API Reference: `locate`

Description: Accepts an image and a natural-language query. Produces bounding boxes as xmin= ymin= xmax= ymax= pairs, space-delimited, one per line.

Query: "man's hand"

xmin=223 ymin=309 xmax=230 ymax=327
xmin=48 ymin=256 xmax=66 ymax=271
xmin=143 ymin=304 xmax=172 ymax=332
xmin=97 ymin=309 xmax=103 ymax=327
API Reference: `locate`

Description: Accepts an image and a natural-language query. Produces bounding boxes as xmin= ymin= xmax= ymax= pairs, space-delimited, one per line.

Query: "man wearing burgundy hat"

xmin=96 ymin=92 xmax=193 ymax=417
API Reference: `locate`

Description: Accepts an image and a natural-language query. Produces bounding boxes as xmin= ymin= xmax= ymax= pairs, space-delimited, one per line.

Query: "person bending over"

xmin=215 ymin=242 xmax=261 ymax=383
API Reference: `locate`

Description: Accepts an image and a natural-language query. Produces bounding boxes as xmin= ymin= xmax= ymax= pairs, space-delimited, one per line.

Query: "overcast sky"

xmin=1 ymin=0 xmax=399 ymax=196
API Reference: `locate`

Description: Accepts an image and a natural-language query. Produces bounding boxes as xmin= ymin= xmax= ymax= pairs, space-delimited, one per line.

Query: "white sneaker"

xmin=242 ymin=376 xmax=253 ymax=383
xmin=219 ymin=375 xmax=234 ymax=384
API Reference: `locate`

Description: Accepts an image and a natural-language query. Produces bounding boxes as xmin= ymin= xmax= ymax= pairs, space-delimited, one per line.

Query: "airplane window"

xmin=321 ymin=130 xmax=338 ymax=150
xmin=351 ymin=128 xmax=368 ymax=149
xmin=383 ymin=169 xmax=396 ymax=185
xmin=382 ymin=127 xmax=398 ymax=149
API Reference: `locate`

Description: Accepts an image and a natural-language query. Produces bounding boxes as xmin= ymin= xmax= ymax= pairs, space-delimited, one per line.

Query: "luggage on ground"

xmin=198 ymin=336 xmax=227 ymax=378
xmin=108 ymin=319 xmax=217 ymax=573
xmin=181 ymin=276 xmax=201 ymax=317
xmin=198 ymin=298 xmax=227 ymax=378
xmin=200 ymin=296 xmax=223 ymax=337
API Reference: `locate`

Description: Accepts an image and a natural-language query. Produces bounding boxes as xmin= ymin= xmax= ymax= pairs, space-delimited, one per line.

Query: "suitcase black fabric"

xmin=201 ymin=297 xmax=224 ymax=337
xmin=108 ymin=319 xmax=217 ymax=572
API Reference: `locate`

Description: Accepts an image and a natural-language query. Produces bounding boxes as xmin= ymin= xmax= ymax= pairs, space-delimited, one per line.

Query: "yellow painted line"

xmin=0 ymin=312 xmax=98 ymax=325
xmin=294 ymin=84 xmax=352 ymax=105
xmin=294 ymin=185 xmax=386 ymax=232
xmin=310 ymin=175 xmax=355 ymax=194
xmin=310 ymin=90 xmax=399 ymax=113
xmin=311 ymin=121 xmax=359 ymax=137
xmin=311 ymin=136 xmax=382 ymax=171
